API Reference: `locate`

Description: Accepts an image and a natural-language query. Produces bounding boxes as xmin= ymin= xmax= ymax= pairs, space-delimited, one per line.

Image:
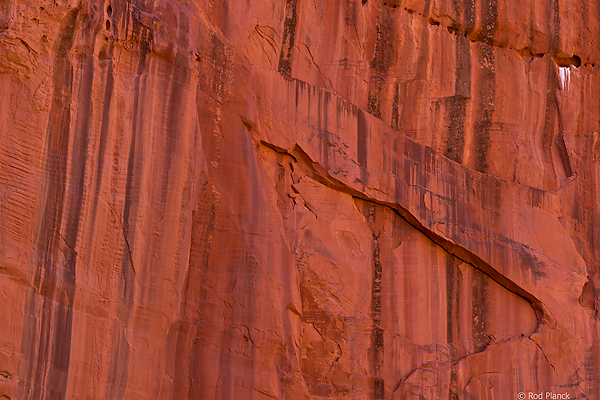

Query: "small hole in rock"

xmin=554 ymin=54 xmax=581 ymax=68
xmin=519 ymin=47 xmax=532 ymax=57
xmin=106 ymin=20 xmax=111 ymax=30
xmin=428 ymin=18 xmax=440 ymax=26
xmin=241 ymin=118 xmax=254 ymax=131
xmin=447 ymin=25 xmax=459 ymax=34
xmin=107 ymin=5 xmax=112 ymax=16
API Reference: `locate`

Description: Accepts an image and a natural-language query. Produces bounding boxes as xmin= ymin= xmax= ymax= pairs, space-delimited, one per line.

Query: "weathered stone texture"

xmin=0 ymin=0 xmax=599 ymax=399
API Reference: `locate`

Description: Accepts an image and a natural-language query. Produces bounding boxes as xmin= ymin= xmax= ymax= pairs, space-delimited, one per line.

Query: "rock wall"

xmin=0 ymin=0 xmax=599 ymax=398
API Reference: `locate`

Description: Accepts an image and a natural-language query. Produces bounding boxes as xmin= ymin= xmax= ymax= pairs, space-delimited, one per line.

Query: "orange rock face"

xmin=1 ymin=0 xmax=599 ymax=399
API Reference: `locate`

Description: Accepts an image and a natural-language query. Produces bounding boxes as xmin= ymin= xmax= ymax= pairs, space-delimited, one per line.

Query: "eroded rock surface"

xmin=0 ymin=0 xmax=599 ymax=399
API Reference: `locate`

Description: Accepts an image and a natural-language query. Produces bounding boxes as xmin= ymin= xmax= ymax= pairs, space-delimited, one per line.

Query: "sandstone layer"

xmin=0 ymin=0 xmax=599 ymax=399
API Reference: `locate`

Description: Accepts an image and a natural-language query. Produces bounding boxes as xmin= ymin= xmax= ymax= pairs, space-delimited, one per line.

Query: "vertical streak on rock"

xmin=18 ymin=8 xmax=80 ymax=400
xmin=584 ymin=331 xmax=600 ymax=396
xmin=449 ymin=368 xmax=459 ymax=399
xmin=413 ymin=0 xmax=431 ymax=81
xmin=592 ymin=0 xmax=600 ymax=344
xmin=278 ymin=0 xmax=299 ymax=76
xmin=444 ymin=14 xmax=471 ymax=163
xmin=397 ymin=0 xmax=431 ymax=139
xmin=318 ymin=90 xmax=330 ymax=168
xmin=366 ymin=205 xmax=384 ymax=399
xmin=149 ymin=32 xmax=193 ymax=398
xmin=580 ymin=0 xmax=589 ymax=56
xmin=541 ymin=62 xmax=559 ymax=187
xmin=446 ymin=256 xmax=456 ymax=356
xmin=549 ymin=0 xmax=560 ymax=52
xmin=479 ymin=0 xmax=498 ymax=43
xmin=55 ymin=11 xmax=97 ymax=394
xmin=471 ymin=270 xmax=489 ymax=353
xmin=471 ymin=45 xmax=494 ymax=173
xmin=185 ymin=30 xmax=263 ymax=397
xmin=550 ymin=1 xmax=575 ymax=181
xmin=540 ymin=0 xmax=560 ymax=189
xmin=160 ymin=25 xmax=190 ymax=209
xmin=276 ymin=248 xmax=298 ymax=398
xmin=178 ymin=178 xmax=220 ymax=399
xmin=105 ymin=31 xmax=150 ymax=400
xmin=89 ymin=44 xmax=115 ymax=231
xmin=219 ymin=0 xmax=230 ymax=38
xmin=470 ymin=0 xmax=496 ymax=173
xmin=367 ymin=10 xmax=393 ymax=120
xmin=464 ymin=0 xmax=476 ymax=29
xmin=390 ymin=81 xmax=400 ymax=130
xmin=357 ymin=109 xmax=369 ymax=184
xmin=446 ymin=254 xmax=461 ymax=399
xmin=542 ymin=92 xmax=558 ymax=183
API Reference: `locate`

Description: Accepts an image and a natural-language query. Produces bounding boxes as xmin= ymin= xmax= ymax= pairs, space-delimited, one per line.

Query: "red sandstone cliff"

xmin=0 ymin=0 xmax=599 ymax=398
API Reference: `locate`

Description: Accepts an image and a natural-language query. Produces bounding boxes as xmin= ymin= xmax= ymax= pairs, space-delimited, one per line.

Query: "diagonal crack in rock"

xmin=261 ymin=139 xmax=545 ymax=328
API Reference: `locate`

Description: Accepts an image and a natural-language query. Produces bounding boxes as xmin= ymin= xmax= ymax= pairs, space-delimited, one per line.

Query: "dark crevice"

xmin=529 ymin=337 xmax=559 ymax=376
xmin=578 ymin=279 xmax=600 ymax=320
xmin=554 ymin=90 xmax=575 ymax=180
xmin=121 ymin=219 xmax=136 ymax=277
xmin=518 ymin=47 xmax=545 ymax=60
xmin=260 ymin=140 xmax=545 ymax=331
xmin=553 ymin=53 xmax=581 ymax=68
xmin=428 ymin=17 xmax=440 ymax=26
xmin=555 ymin=133 xmax=574 ymax=178
xmin=447 ymin=24 xmax=460 ymax=35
